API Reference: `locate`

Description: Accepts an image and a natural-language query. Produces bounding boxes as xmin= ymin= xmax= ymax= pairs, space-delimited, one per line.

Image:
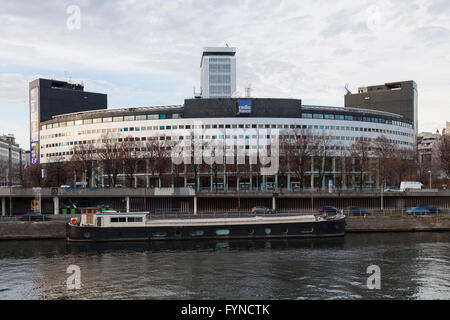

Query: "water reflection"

xmin=0 ymin=233 xmax=449 ymax=300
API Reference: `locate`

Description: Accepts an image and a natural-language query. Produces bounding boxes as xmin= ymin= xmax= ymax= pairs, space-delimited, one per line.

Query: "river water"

xmin=0 ymin=232 xmax=449 ymax=300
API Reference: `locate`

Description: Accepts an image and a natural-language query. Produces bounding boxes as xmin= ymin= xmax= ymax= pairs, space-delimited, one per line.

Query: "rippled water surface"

xmin=0 ymin=232 xmax=449 ymax=299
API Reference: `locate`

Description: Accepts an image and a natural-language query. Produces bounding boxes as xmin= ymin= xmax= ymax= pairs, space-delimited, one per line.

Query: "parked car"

xmin=416 ymin=204 xmax=441 ymax=214
xmin=19 ymin=212 xmax=53 ymax=221
xmin=343 ymin=206 xmax=373 ymax=216
xmin=406 ymin=207 xmax=430 ymax=215
xmin=384 ymin=186 xmax=400 ymax=192
xmin=317 ymin=206 xmax=341 ymax=216
xmin=251 ymin=206 xmax=277 ymax=214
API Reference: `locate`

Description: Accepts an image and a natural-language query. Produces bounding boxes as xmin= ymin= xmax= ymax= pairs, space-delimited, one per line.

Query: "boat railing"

xmin=145 ymin=210 xmax=315 ymax=220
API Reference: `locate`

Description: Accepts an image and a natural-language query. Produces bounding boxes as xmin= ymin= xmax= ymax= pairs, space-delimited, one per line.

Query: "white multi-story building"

xmin=200 ymin=47 xmax=236 ymax=98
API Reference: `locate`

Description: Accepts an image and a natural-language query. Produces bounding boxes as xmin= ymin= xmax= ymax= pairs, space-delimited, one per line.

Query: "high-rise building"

xmin=29 ymin=78 xmax=107 ymax=166
xmin=443 ymin=122 xmax=450 ymax=135
xmin=200 ymin=47 xmax=236 ymax=98
xmin=344 ymin=81 xmax=418 ymax=134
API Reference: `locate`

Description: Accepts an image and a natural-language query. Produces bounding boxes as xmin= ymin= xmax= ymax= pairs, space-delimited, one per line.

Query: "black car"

xmin=317 ymin=206 xmax=341 ymax=216
xmin=19 ymin=212 xmax=53 ymax=221
xmin=343 ymin=206 xmax=373 ymax=216
xmin=416 ymin=204 xmax=441 ymax=214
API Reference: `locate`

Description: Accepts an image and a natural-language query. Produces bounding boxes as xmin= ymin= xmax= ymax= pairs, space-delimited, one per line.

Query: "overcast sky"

xmin=1 ymin=0 xmax=449 ymax=148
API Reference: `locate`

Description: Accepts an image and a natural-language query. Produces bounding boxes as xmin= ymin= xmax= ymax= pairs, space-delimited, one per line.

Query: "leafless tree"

xmin=349 ymin=137 xmax=373 ymax=190
xmin=438 ymin=134 xmax=450 ymax=179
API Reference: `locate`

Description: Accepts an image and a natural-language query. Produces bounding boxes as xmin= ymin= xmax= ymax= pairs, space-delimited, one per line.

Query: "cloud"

xmin=0 ymin=0 xmax=450 ymax=148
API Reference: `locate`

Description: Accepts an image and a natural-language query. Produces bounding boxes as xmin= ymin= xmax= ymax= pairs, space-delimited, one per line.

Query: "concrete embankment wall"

xmin=345 ymin=216 xmax=450 ymax=232
xmin=0 ymin=221 xmax=67 ymax=240
xmin=1 ymin=217 xmax=450 ymax=240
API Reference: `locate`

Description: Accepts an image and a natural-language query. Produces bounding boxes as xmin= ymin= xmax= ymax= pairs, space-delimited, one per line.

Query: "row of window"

xmin=41 ymin=114 xmax=412 ymax=133
xmin=41 ymin=113 xmax=181 ymax=130
xmin=301 ymin=113 xmax=412 ymax=128
xmin=150 ymin=227 xmax=311 ymax=238
xmin=209 ymin=74 xmax=231 ymax=84
xmin=209 ymin=63 xmax=231 ymax=73
xmin=41 ymin=135 xmax=413 ymax=158
xmin=209 ymin=85 xmax=231 ymax=94
xmin=41 ymin=123 xmax=413 ymax=141
xmin=110 ymin=217 xmax=143 ymax=223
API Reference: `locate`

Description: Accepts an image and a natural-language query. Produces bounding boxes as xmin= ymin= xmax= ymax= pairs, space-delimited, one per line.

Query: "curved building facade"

xmin=38 ymin=98 xmax=415 ymax=190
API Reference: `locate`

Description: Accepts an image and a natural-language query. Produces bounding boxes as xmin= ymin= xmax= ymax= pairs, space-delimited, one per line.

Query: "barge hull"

xmin=66 ymin=218 xmax=346 ymax=242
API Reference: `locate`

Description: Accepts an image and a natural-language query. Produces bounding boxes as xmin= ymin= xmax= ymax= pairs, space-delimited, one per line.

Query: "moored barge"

xmin=66 ymin=209 xmax=346 ymax=242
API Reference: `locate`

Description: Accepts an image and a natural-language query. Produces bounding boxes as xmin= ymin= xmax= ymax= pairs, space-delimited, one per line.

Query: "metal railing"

xmin=0 ymin=214 xmax=80 ymax=222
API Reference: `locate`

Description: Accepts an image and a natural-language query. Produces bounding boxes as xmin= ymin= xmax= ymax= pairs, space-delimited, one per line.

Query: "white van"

xmin=400 ymin=181 xmax=424 ymax=191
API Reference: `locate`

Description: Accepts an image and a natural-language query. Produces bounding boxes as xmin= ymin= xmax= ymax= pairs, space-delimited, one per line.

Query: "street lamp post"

xmin=428 ymin=170 xmax=432 ymax=189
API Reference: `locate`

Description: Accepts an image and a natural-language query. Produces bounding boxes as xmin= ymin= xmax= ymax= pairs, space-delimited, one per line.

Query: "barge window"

xmin=190 ymin=230 xmax=204 ymax=236
xmin=118 ymin=217 xmax=126 ymax=222
xmin=216 ymin=229 xmax=230 ymax=236
xmin=135 ymin=217 xmax=143 ymax=222
xmin=127 ymin=217 xmax=135 ymax=222
xmin=152 ymin=231 xmax=167 ymax=237
xmin=111 ymin=218 xmax=118 ymax=223
xmin=264 ymin=228 xmax=271 ymax=235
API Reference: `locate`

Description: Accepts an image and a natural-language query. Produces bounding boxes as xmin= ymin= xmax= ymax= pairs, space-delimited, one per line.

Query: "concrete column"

xmin=126 ymin=196 xmax=130 ymax=213
xmin=194 ymin=196 xmax=197 ymax=215
xmin=91 ymin=161 xmax=97 ymax=188
xmin=272 ymin=196 xmax=276 ymax=210
xmin=53 ymin=197 xmax=59 ymax=215
xmin=332 ymin=157 xmax=336 ymax=189
xmin=2 ymin=198 xmax=5 ymax=216
xmin=341 ymin=157 xmax=347 ymax=190
xmin=134 ymin=162 xmax=138 ymax=188
xmin=321 ymin=157 xmax=326 ymax=190
xmin=310 ymin=156 xmax=314 ymax=189
xmin=146 ymin=160 xmax=150 ymax=188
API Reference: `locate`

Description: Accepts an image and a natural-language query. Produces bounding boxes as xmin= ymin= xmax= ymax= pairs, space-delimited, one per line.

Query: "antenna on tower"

xmin=245 ymin=84 xmax=252 ymax=98
xmin=344 ymin=83 xmax=352 ymax=95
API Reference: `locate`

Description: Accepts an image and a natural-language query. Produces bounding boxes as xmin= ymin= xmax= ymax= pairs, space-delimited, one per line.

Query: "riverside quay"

xmin=1 ymin=188 xmax=449 ymax=215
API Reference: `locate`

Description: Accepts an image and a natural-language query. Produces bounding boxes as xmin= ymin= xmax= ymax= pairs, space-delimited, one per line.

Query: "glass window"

xmin=111 ymin=218 xmax=118 ymax=223
xmin=313 ymin=114 xmax=324 ymax=119
xmin=216 ymin=229 xmax=230 ymax=236
xmin=265 ymin=228 xmax=271 ymax=235
xmin=190 ymin=230 xmax=205 ymax=236
xmin=75 ymin=120 xmax=83 ymax=125
xmin=152 ymin=231 xmax=167 ymax=237
xmin=52 ymin=123 xmax=59 ymax=128
xmin=149 ymin=114 xmax=159 ymax=120
xmin=93 ymin=118 xmax=102 ymax=123
xmin=124 ymin=115 xmax=134 ymax=121
xmin=159 ymin=114 xmax=167 ymax=119
xmin=172 ymin=114 xmax=180 ymax=119
xmin=135 ymin=115 xmax=146 ymax=120
xmin=113 ymin=116 xmax=123 ymax=122
xmin=103 ymin=117 xmax=112 ymax=123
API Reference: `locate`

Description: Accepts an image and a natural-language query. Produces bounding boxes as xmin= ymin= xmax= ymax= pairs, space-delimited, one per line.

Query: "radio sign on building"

xmin=237 ymin=99 xmax=252 ymax=115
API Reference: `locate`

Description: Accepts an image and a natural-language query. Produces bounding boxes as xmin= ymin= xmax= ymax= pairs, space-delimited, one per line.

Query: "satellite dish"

xmin=345 ymin=83 xmax=352 ymax=95
xmin=232 ymin=90 xmax=241 ymax=98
